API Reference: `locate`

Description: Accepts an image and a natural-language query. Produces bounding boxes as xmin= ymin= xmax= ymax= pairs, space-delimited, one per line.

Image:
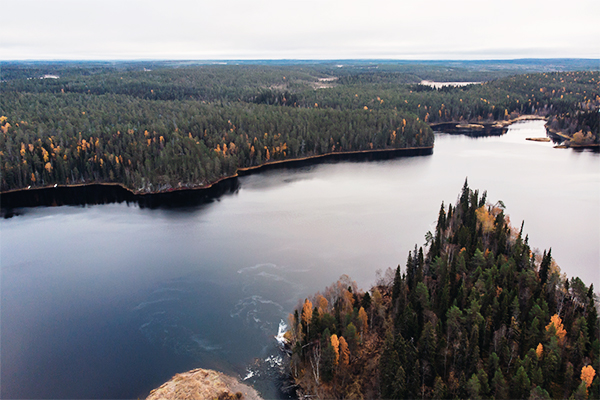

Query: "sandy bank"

xmin=146 ymin=368 xmax=262 ymax=400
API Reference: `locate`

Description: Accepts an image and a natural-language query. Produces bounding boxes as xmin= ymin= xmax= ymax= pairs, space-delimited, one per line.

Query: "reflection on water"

xmin=1 ymin=121 xmax=598 ymax=399
xmin=1 ymin=178 xmax=241 ymax=217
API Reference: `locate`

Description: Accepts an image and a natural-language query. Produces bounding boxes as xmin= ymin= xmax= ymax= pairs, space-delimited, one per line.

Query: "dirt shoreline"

xmin=146 ymin=368 xmax=262 ymax=400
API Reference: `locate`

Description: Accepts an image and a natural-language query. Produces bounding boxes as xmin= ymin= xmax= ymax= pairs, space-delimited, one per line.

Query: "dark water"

xmin=1 ymin=121 xmax=598 ymax=399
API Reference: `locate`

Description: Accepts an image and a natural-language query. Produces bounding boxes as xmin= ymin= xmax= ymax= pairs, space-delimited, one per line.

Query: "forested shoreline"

xmin=1 ymin=62 xmax=598 ymax=398
xmin=0 ymin=145 xmax=431 ymax=215
xmin=1 ymin=62 xmax=598 ymax=194
xmin=284 ymin=181 xmax=599 ymax=399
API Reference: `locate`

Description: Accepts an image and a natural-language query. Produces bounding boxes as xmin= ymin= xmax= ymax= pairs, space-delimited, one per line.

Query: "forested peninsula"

xmin=1 ymin=62 xmax=598 ymax=194
xmin=284 ymin=181 xmax=599 ymax=399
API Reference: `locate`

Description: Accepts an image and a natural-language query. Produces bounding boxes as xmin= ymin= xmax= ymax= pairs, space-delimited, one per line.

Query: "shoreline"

xmin=146 ymin=368 xmax=262 ymax=400
xmin=1 ymin=146 xmax=434 ymax=197
xmin=430 ymin=114 xmax=547 ymax=127
xmin=0 ymin=115 xmax=548 ymax=209
xmin=430 ymin=115 xmax=547 ymax=135
xmin=1 ymin=146 xmax=433 ymax=211
xmin=546 ymin=127 xmax=600 ymax=149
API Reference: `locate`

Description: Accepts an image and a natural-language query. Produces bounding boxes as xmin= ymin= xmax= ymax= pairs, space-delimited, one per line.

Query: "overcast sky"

xmin=2 ymin=0 xmax=599 ymax=60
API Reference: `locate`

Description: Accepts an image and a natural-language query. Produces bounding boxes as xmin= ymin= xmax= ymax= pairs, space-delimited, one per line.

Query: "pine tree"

xmin=492 ymin=368 xmax=509 ymax=399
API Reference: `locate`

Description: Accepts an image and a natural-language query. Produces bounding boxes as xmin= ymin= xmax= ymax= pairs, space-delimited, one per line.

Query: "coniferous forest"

xmin=285 ymin=182 xmax=599 ymax=399
xmin=1 ymin=61 xmax=599 ymax=399
xmin=1 ymin=62 xmax=598 ymax=193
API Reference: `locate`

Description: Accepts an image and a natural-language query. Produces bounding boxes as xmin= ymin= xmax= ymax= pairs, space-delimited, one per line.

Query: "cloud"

xmin=2 ymin=0 xmax=598 ymax=60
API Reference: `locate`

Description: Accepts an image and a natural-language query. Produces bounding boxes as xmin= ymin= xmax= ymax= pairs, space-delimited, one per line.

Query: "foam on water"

xmin=230 ymin=295 xmax=284 ymax=333
xmin=237 ymin=263 xmax=279 ymax=274
xmin=190 ymin=335 xmax=222 ymax=352
xmin=275 ymin=320 xmax=288 ymax=347
xmin=265 ymin=355 xmax=283 ymax=368
xmin=243 ymin=369 xmax=256 ymax=381
xmin=241 ymin=323 xmax=290 ymax=392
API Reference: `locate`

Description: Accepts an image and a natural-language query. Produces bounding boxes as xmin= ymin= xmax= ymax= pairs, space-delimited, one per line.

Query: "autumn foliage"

xmin=475 ymin=205 xmax=495 ymax=233
xmin=3 ymin=64 xmax=596 ymax=194
xmin=330 ymin=334 xmax=339 ymax=365
xmin=536 ymin=343 xmax=543 ymax=359
xmin=581 ymin=365 xmax=595 ymax=388
xmin=546 ymin=314 xmax=567 ymax=344
xmin=284 ymin=183 xmax=600 ymax=399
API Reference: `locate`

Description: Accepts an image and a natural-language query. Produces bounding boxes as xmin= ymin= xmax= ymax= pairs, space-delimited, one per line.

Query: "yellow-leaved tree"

xmin=546 ymin=314 xmax=567 ymax=344
xmin=475 ymin=206 xmax=495 ymax=234
xmin=302 ymin=299 xmax=313 ymax=338
xmin=358 ymin=307 xmax=368 ymax=336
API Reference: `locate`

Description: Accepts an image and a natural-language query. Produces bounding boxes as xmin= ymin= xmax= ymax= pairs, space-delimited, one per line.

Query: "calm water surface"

xmin=1 ymin=121 xmax=598 ymax=398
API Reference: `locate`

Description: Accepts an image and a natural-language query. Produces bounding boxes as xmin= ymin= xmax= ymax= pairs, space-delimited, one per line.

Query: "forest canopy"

xmin=1 ymin=62 xmax=598 ymax=193
xmin=285 ymin=181 xmax=599 ymax=399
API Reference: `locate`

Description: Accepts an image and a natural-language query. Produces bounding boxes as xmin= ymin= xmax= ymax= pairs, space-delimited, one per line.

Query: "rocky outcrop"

xmin=146 ymin=368 xmax=262 ymax=400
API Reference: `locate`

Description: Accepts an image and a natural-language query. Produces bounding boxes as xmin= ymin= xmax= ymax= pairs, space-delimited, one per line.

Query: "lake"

xmin=1 ymin=120 xmax=598 ymax=399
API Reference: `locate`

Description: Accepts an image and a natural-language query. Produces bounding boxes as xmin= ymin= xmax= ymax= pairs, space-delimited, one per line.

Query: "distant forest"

xmin=1 ymin=61 xmax=598 ymax=192
xmin=285 ymin=181 xmax=599 ymax=399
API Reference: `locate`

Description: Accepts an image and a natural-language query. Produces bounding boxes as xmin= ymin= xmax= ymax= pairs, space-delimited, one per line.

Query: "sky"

xmin=2 ymin=0 xmax=599 ymax=60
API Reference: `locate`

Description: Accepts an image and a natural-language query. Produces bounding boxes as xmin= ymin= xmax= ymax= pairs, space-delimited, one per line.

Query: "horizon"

xmin=3 ymin=57 xmax=599 ymax=63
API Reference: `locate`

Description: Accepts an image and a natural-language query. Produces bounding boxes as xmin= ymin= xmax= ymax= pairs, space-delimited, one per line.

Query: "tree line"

xmin=0 ymin=91 xmax=431 ymax=192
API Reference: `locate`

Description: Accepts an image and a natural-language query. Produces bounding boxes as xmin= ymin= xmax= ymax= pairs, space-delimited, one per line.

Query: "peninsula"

xmin=285 ymin=182 xmax=599 ymax=399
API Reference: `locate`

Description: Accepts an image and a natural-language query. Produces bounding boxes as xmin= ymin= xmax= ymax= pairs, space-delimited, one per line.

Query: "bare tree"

xmin=309 ymin=342 xmax=321 ymax=385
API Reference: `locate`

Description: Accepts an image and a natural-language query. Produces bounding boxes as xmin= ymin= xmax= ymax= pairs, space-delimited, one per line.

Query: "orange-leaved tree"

xmin=581 ymin=365 xmax=595 ymax=388
xmin=302 ymin=298 xmax=313 ymax=338
xmin=330 ymin=334 xmax=339 ymax=365
xmin=339 ymin=336 xmax=350 ymax=367
xmin=316 ymin=294 xmax=328 ymax=315
xmin=536 ymin=343 xmax=543 ymax=359
xmin=545 ymin=314 xmax=567 ymax=344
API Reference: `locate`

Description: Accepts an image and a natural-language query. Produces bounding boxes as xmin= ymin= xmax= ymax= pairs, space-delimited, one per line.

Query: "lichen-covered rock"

xmin=146 ymin=368 xmax=262 ymax=400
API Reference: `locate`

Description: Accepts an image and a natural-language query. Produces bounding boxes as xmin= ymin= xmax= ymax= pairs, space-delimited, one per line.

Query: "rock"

xmin=146 ymin=368 xmax=263 ymax=400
